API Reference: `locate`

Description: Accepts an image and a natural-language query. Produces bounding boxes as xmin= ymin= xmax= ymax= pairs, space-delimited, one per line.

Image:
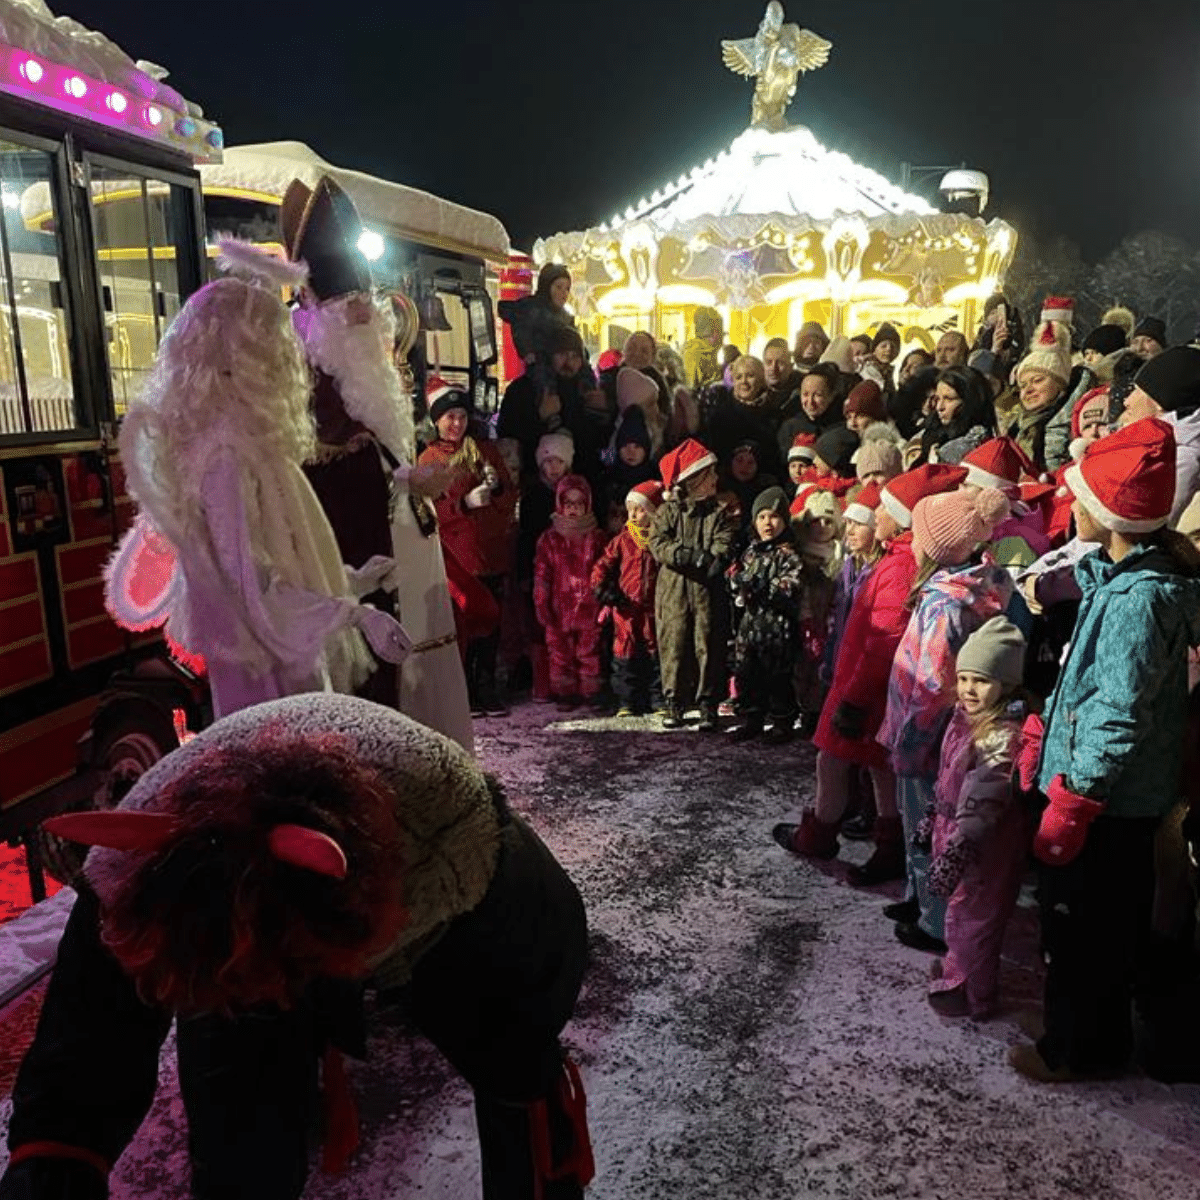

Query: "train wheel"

xmin=38 ymin=708 xmax=178 ymax=887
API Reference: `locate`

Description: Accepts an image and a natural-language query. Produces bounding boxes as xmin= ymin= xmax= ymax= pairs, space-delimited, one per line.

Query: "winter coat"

xmin=1004 ymin=396 xmax=1068 ymax=474
xmin=497 ymin=372 xmax=609 ymax=484
xmin=934 ymin=706 xmax=1022 ymax=841
xmin=728 ymin=531 xmax=806 ymax=675
xmin=812 ymin=533 xmax=917 ymax=768
xmin=1164 ymin=408 xmax=1200 ymax=526
xmin=777 ymin=402 xmax=846 ymax=463
xmin=877 ymin=561 xmax=1014 ymax=779
xmin=533 ymin=523 xmax=608 ymax=640
xmin=496 ymin=293 xmax=577 ymax=365
xmin=821 ymin=551 xmax=879 ymax=685
xmin=649 ymin=493 xmax=739 ymax=691
xmin=419 ymin=437 xmax=517 ymax=578
xmin=1037 ymin=544 xmax=1200 ymax=817
xmin=682 ymin=336 xmax=722 ymax=391
xmin=702 ymin=393 xmax=786 ymax=480
xmin=591 ymin=526 xmax=659 ymax=657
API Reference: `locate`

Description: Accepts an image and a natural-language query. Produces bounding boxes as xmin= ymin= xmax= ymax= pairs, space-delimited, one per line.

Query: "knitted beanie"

xmin=872 ymin=323 xmax=901 ymax=354
xmin=1017 ymin=321 xmax=1072 ymax=388
xmin=616 ymin=365 xmax=660 ymax=412
xmin=752 ymin=486 xmax=790 ymax=523
xmin=819 ymin=336 xmax=856 ymax=375
xmin=1102 ymin=306 xmax=1136 ymax=338
xmin=855 ymin=438 xmax=902 ymax=481
xmin=957 ymin=615 xmax=1026 ymax=688
xmin=814 ymin=425 xmax=860 ymax=476
xmin=911 ymin=487 xmax=1010 ymax=566
xmin=427 ymin=377 xmax=472 ymax=424
xmin=843 ymin=380 xmax=887 ymax=422
xmin=796 ymin=321 xmax=829 ymax=349
xmin=536 ymin=431 xmax=575 ymax=468
xmin=1083 ymin=324 xmax=1127 ymax=357
xmin=1133 ymin=316 xmax=1167 ymax=348
xmin=1134 ymin=345 xmax=1200 ymax=416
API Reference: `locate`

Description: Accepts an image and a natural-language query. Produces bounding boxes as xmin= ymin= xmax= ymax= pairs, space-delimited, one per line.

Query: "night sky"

xmin=56 ymin=0 xmax=1200 ymax=258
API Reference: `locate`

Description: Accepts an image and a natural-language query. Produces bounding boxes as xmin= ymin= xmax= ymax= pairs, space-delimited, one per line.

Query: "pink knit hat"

xmin=911 ymin=487 xmax=1010 ymax=566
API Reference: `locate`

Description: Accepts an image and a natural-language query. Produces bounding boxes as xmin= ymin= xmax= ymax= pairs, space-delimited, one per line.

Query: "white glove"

xmin=353 ymin=604 xmax=413 ymax=664
xmin=464 ymin=483 xmax=492 ymax=510
xmin=346 ymin=555 xmax=397 ymax=598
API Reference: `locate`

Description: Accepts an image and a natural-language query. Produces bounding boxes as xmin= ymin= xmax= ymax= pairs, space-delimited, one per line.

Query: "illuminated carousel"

xmin=533 ymin=2 xmax=1017 ymax=357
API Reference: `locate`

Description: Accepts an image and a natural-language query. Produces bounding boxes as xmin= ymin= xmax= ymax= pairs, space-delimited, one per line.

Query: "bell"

xmin=419 ymin=290 xmax=452 ymax=332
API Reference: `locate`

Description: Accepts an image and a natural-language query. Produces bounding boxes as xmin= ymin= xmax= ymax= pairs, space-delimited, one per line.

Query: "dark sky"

xmin=57 ymin=0 xmax=1200 ymax=259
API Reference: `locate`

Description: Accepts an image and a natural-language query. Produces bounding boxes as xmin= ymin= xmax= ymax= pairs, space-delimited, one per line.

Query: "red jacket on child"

xmin=591 ymin=525 xmax=659 ymax=658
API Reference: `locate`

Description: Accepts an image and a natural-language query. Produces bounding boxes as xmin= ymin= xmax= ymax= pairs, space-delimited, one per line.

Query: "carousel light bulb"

xmin=357 ymin=229 xmax=385 ymax=261
xmin=19 ymin=58 xmax=44 ymax=84
xmin=106 ymin=90 xmax=128 ymax=114
xmin=144 ymin=105 xmax=163 ymax=128
xmin=64 ymin=75 xmax=87 ymax=99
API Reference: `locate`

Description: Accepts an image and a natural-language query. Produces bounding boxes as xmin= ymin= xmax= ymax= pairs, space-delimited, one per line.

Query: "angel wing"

xmin=721 ymin=37 xmax=761 ymax=78
xmin=783 ymin=27 xmax=833 ymax=73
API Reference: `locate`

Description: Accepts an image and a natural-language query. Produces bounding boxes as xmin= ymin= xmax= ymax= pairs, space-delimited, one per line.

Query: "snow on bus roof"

xmin=200 ymin=142 xmax=511 ymax=264
xmin=0 ymin=2 xmax=221 ymax=161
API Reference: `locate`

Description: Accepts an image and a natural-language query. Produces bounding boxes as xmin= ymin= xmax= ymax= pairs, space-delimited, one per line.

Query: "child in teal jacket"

xmin=1012 ymin=418 xmax=1200 ymax=1083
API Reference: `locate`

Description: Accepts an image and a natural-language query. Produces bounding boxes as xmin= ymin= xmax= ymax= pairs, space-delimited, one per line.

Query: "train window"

xmin=0 ymin=141 xmax=80 ymax=437
xmin=88 ymin=166 xmax=188 ymax=416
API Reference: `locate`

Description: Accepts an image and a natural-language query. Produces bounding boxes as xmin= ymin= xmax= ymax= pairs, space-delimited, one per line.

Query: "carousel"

xmin=533 ymin=2 xmax=1017 ymax=358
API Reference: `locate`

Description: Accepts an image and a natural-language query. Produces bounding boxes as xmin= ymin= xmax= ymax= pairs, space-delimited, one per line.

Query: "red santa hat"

xmin=962 ymin=437 xmax=1034 ymax=493
xmin=597 ymin=348 xmax=623 ymax=373
xmin=1063 ymin=416 xmax=1176 ymax=534
xmin=880 ymin=463 xmax=968 ymax=529
xmin=788 ymin=442 xmax=817 ymax=464
xmin=1040 ymin=295 xmax=1075 ymax=326
xmin=627 ymin=480 xmax=664 ymax=511
xmin=659 ymin=438 xmax=716 ymax=493
xmin=790 ymin=484 xmax=818 ymax=517
xmin=844 ymin=482 xmax=881 ymax=527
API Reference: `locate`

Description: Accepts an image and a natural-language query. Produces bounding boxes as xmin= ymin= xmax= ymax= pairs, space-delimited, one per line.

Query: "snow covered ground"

xmin=3 ymin=701 xmax=1199 ymax=1198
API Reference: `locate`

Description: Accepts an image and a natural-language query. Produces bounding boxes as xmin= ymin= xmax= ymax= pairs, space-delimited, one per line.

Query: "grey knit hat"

xmin=956 ymin=615 xmax=1025 ymax=688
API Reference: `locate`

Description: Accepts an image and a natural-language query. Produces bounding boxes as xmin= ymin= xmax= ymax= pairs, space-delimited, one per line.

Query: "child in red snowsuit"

xmin=591 ymin=480 xmax=664 ymax=716
xmin=534 ymin=475 xmax=610 ymax=708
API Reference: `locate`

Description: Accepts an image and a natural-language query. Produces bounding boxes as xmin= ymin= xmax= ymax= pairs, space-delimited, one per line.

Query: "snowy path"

xmin=3 ymin=702 xmax=1199 ymax=1198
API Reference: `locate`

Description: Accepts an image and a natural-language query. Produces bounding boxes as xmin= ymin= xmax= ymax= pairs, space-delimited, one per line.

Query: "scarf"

xmin=551 ymin=511 xmax=598 ymax=539
xmin=626 ymin=519 xmax=652 ymax=551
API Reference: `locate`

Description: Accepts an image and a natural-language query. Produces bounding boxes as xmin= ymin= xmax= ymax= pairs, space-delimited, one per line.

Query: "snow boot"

xmin=846 ymin=817 xmax=907 ymax=886
xmin=696 ymin=703 xmax=722 ymax=732
xmin=773 ymin=811 xmax=839 ymax=860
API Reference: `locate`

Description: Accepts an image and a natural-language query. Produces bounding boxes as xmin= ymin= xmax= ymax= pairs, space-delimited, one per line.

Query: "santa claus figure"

xmin=107 ymin=244 xmax=411 ymax=720
xmin=281 ymin=174 xmax=473 ymax=749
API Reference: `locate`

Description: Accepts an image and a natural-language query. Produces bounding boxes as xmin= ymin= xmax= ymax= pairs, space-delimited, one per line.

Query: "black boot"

xmin=728 ymin=717 xmax=764 ymax=742
xmin=696 ymin=703 xmax=721 ymax=732
xmin=660 ymin=704 xmax=685 ymax=729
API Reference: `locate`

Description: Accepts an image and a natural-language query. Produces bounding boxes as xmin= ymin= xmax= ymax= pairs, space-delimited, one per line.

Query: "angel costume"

xmin=282 ymin=175 xmax=474 ymax=751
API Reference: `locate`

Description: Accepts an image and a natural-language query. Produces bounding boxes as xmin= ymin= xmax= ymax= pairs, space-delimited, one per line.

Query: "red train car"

xmin=0 ymin=7 xmax=219 ymax=916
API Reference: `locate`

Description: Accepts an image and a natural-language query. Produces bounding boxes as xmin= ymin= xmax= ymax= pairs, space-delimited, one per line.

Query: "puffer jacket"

xmin=812 ymin=533 xmax=917 ymax=769
xmin=877 ymin=561 xmax=1014 ymax=779
xmin=533 ymin=479 xmax=609 ymax=636
xmin=590 ymin=525 xmax=659 ymax=657
xmin=728 ymin=529 xmax=806 ymax=675
xmin=1037 ymin=543 xmax=1200 ymax=816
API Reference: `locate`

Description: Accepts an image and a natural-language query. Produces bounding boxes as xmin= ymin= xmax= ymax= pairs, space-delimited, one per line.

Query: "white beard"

xmin=294 ymin=300 xmax=414 ymax=463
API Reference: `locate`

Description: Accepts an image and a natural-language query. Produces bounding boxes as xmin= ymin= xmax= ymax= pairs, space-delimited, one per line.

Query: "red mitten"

xmin=1016 ymin=712 xmax=1044 ymax=794
xmin=1033 ymin=775 xmax=1104 ymax=865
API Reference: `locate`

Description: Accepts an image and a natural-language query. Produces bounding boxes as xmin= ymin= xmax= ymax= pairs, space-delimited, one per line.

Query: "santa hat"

xmin=659 ymin=438 xmax=716 ymax=493
xmin=1063 ymin=417 xmax=1176 ymax=534
xmin=790 ymin=484 xmax=818 ymax=517
xmin=844 ymin=482 xmax=881 ymax=527
xmin=1070 ymin=387 xmax=1111 ymax=439
xmin=280 ymin=175 xmax=371 ymax=302
xmin=536 ymin=431 xmax=575 ymax=468
xmin=880 ymin=463 xmax=968 ymax=529
xmin=1040 ymin=295 xmax=1075 ymax=327
xmin=1017 ymin=320 xmax=1072 ymax=389
xmin=911 ymin=487 xmax=1010 ymax=567
xmin=426 ymin=375 xmax=471 ymax=423
xmin=597 ymin=348 xmax=623 ymax=373
xmin=627 ymin=480 xmax=664 ymax=511
xmin=616 ymin=366 xmax=659 ymax=412
xmin=787 ymin=443 xmax=816 ymax=464
xmin=962 ymin=437 xmax=1033 ymax=493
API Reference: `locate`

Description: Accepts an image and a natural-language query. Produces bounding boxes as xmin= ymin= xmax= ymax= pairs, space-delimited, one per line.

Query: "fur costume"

xmin=0 ymin=695 xmax=592 ymax=1200
xmin=108 ymin=263 xmax=410 ymax=720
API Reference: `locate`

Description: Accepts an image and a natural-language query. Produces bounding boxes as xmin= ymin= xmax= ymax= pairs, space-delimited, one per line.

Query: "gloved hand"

xmin=692 ymin=549 xmax=715 ymax=573
xmin=1016 ymin=711 xmax=1044 ymax=794
xmin=928 ymin=836 xmax=977 ymax=898
xmin=464 ymin=482 xmax=492 ymax=510
xmin=831 ymin=702 xmax=867 ymax=740
xmin=1032 ymin=775 xmax=1105 ymax=865
xmin=594 ymin=578 xmax=622 ymax=607
xmin=346 ymin=554 xmax=397 ymax=598
xmin=353 ymin=605 xmax=413 ymax=664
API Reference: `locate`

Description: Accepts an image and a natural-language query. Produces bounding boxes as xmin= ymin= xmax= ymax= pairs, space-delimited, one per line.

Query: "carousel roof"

xmin=545 ymin=123 xmax=934 ymax=251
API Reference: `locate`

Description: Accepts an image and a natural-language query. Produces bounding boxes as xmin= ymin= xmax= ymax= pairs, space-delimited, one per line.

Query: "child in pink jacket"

xmin=926 ymin=616 xmax=1030 ymax=1019
xmin=533 ymin=475 xmax=610 ymax=709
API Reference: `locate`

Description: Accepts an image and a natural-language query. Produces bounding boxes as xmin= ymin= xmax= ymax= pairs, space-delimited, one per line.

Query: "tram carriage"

xmin=0 ymin=3 xmax=219 ymax=911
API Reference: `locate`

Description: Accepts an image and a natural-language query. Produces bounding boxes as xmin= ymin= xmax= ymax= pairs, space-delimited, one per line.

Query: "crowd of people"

xmin=458 ymin=263 xmax=1200 ymax=1086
